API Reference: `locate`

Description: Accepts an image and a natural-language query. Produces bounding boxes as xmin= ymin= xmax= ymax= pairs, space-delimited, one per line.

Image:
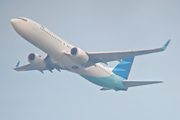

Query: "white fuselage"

xmin=11 ymin=17 xmax=128 ymax=91
xmin=11 ymin=17 xmax=166 ymax=91
xmin=11 ymin=18 xmax=113 ymax=77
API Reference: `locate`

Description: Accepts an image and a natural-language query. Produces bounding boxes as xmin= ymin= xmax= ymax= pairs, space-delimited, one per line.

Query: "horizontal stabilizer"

xmin=122 ymin=80 xmax=163 ymax=87
xmin=100 ymin=87 xmax=112 ymax=91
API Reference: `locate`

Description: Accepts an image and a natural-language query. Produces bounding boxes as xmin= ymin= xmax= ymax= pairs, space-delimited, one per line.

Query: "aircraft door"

xmin=114 ymin=75 xmax=118 ymax=84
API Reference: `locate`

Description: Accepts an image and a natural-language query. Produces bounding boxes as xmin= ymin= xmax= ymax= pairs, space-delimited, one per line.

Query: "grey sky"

xmin=0 ymin=0 xmax=180 ymax=120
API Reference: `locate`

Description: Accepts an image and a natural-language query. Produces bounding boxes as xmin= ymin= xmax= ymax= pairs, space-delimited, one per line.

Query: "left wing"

xmin=82 ymin=40 xmax=171 ymax=67
xmin=13 ymin=55 xmax=61 ymax=73
xmin=13 ymin=63 xmax=36 ymax=71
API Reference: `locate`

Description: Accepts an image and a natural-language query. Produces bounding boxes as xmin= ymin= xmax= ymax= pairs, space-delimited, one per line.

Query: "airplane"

xmin=11 ymin=17 xmax=171 ymax=91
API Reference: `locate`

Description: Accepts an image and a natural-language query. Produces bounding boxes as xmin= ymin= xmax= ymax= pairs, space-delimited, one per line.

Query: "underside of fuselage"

xmin=81 ymin=74 xmax=128 ymax=91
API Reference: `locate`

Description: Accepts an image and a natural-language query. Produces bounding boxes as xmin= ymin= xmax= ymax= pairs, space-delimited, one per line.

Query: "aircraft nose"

xmin=11 ymin=18 xmax=18 ymax=28
xmin=10 ymin=18 xmax=23 ymax=34
xmin=11 ymin=19 xmax=15 ymax=25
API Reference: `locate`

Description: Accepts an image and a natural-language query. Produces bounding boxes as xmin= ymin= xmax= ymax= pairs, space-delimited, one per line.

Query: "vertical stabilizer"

xmin=112 ymin=57 xmax=134 ymax=79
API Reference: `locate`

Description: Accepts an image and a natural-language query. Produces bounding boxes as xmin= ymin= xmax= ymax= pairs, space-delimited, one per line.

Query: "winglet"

xmin=161 ymin=39 xmax=171 ymax=51
xmin=15 ymin=61 xmax=20 ymax=68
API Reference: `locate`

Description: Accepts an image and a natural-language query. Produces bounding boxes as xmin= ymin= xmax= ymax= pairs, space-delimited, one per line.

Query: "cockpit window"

xmin=41 ymin=25 xmax=45 ymax=29
xmin=18 ymin=17 xmax=27 ymax=22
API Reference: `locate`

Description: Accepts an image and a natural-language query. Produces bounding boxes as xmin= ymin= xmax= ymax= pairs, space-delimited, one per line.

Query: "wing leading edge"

xmin=82 ymin=40 xmax=171 ymax=67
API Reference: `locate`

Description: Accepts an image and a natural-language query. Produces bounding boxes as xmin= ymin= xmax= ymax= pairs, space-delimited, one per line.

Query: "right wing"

xmin=82 ymin=40 xmax=171 ymax=67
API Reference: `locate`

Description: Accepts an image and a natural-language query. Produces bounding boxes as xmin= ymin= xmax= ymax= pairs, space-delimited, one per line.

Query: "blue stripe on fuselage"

xmin=80 ymin=74 xmax=128 ymax=91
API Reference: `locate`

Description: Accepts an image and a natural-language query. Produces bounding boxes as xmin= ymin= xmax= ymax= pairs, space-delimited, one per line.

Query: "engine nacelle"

xmin=28 ymin=53 xmax=46 ymax=70
xmin=70 ymin=47 xmax=89 ymax=64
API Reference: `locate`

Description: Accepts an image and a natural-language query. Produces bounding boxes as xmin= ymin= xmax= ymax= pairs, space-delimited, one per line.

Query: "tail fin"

xmin=112 ymin=57 xmax=134 ymax=79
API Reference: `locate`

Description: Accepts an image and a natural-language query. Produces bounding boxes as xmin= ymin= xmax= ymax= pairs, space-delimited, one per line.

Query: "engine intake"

xmin=28 ymin=53 xmax=35 ymax=61
xmin=71 ymin=47 xmax=78 ymax=55
xmin=70 ymin=47 xmax=89 ymax=64
xmin=28 ymin=53 xmax=46 ymax=70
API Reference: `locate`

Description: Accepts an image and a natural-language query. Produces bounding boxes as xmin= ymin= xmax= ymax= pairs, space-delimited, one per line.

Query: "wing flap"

xmin=122 ymin=80 xmax=163 ymax=87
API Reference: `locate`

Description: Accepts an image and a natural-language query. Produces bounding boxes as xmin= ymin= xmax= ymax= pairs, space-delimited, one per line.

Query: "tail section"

xmin=112 ymin=57 xmax=134 ymax=79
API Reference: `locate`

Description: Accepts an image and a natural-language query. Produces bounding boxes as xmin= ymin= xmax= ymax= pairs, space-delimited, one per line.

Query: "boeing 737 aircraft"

xmin=11 ymin=17 xmax=171 ymax=91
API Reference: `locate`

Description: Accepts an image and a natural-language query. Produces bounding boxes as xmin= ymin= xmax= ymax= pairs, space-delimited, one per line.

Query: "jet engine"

xmin=70 ymin=47 xmax=89 ymax=64
xmin=28 ymin=53 xmax=46 ymax=69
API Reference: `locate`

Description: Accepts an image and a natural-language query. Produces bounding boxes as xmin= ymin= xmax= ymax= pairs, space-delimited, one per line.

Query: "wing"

xmin=13 ymin=55 xmax=62 ymax=73
xmin=13 ymin=63 xmax=36 ymax=71
xmin=82 ymin=40 xmax=171 ymax=67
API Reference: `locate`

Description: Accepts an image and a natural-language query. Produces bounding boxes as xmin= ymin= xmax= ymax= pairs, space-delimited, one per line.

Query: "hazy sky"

xmin=1 ymin=0 xmax=180 ymax=120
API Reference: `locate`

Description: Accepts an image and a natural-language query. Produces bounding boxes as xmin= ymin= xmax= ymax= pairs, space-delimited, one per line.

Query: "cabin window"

xmin=18 ymin=17 xmax=27 ymax=22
